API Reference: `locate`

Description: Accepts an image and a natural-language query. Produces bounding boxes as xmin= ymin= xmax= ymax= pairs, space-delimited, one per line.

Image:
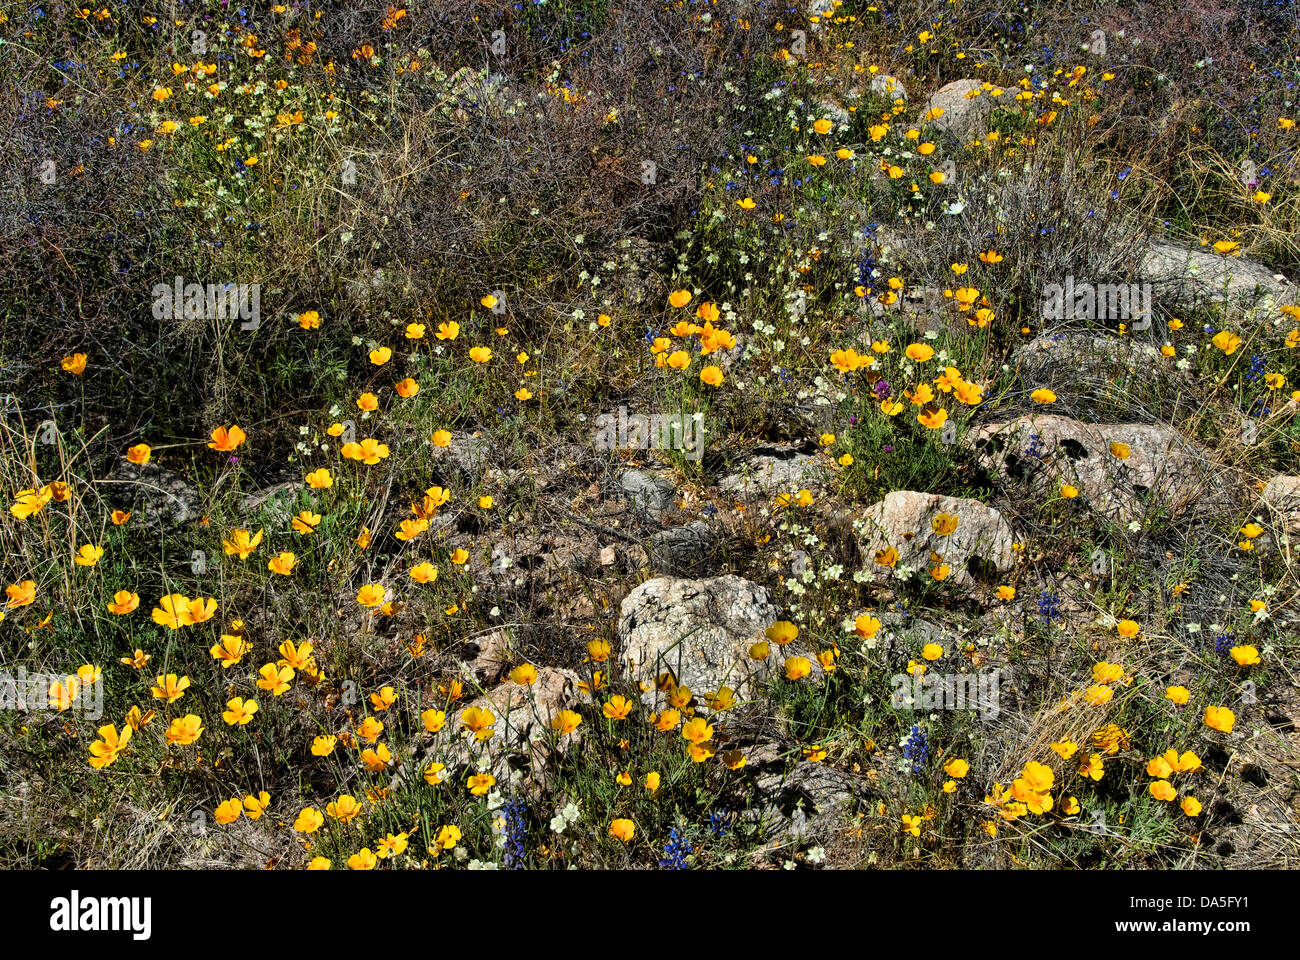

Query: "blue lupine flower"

xmin=902 ymin=725 xmax=930 ymax=773
xmin=659 ymin=827 xmax=693 ymax=869
xmin=1038 ymin=591 xmax=1061 ymax=623
xmin=504 ymin=798 xmax=527 ymax=869
xmin=1245 ymin=353 xmax=1266 ymax=383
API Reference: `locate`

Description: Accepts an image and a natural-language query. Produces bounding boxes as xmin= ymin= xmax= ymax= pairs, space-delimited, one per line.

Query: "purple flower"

xmin=873 ymin=380 xmax=893 ymax=400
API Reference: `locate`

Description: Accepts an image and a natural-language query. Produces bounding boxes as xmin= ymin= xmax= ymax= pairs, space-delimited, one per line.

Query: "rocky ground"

xmin=2 ymin=0 xmax=1298 ymax=870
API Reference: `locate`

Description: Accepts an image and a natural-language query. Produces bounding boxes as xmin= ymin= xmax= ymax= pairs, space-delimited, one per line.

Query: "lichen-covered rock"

xmin=1142 ymin=240 xmax=1294 ymax=314
xmin=745 ymin=740 xmax=868 ymax=848
xmin=1260 ymin=475 xmax=1300 ymax=535
xmin=857 ymin=491 xmax=1015 ymax=585
xmin=99 ymin=462 xmax=202 ymax=532
xmin=921 ymin=79 xmax=993 ymax=140
xmin=461 ymin=628 xmax=512 ymax=685
xmin=647 ymin=521 xmax=717 ymax=575
xmin=618 ymin=575 xmax=791 ymax=698
xmin=868 ymin=73 xmax=908 ymax=103
xmin=403 ymin=666 xmax=581 ymax=799
xmin=1012 ymin=332 xmax=1190 ymax=420
xmin=719 ymin=445 xmax=823 ymax=498
xmin=969 ymin=414 xmax=1235 ymax=522
xmin=620 ymin=469 xmax=677 ymax=518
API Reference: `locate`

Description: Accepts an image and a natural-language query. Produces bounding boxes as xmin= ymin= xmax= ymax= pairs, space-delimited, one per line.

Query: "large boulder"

xmin=403 ymin=666 xmax=582 ymax=799
xmin=99 ymin=462 xmax=202 ymax=532
xmin=1259 ymin=475 xmax=1300 ymax=536
xmin=867 ymin=73 xmax=908 ymax=103
xmin=619 ymin=575 xmax=799 ymax=699
xmin=969 ymin=414 xmax=1234 ymax=522
xmin=719 ymin=444 xmax=824 ymax=499
xmin=620 ymin=468 xmax=677 ymax=519
xmin=647 ymin=520 xmax=718 ymax=576
xmin=921 ymin=79 xmax=993 ymax=141
xmin=1015 ymin=332 xmax=1168 ymax=388
xmin=745 ymin=739 xmax=869 ymax=849
xmin=470 ymin=666 xmax=582 ymax=749
xmin=1012 ymin=332 xmax=1190 ymax=420
xmin=1141 ymin=240 xmax=1295 ymax=315
xmin=856 ymin=491 xmax=1015 ymax=585
xmin=806 ymin=0 xmax=839 ymax=28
